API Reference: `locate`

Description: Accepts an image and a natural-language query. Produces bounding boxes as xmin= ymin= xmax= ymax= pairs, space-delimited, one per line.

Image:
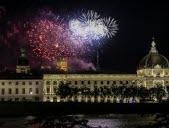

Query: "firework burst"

xmin=5 ymin=9 xmax=118 ymax=61
xmin=68 ymin=10 xmax=118 ymax=44
xmin=27 ymin=20 xmax=76 ymax=61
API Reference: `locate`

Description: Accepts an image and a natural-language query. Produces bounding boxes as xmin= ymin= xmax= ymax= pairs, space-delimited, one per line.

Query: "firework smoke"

xmin=68 ymin=58 xmax=96 ymax=72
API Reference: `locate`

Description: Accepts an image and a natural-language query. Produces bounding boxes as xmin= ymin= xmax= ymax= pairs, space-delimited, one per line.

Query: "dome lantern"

xmin=149 ymin=37 xmax=158 ymax=53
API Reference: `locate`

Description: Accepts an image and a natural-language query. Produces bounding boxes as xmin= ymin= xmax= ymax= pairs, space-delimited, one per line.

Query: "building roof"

xmin=138 ymin=38 xmax=169 ymax=69
xmin=0 ymin=73 xmax=42 ymax=80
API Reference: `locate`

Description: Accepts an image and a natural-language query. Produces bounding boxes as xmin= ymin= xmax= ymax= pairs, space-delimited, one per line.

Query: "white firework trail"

xmin=103 ymin=17 xmax=118 ymax=38
xmin=79 ymin=10 xmax=100 ymax=22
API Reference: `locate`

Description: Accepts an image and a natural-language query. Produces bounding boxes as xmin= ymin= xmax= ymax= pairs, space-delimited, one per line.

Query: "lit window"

xmin=132 ymin=80 xmax=135 ymax=84
xmin=29 ymin=88 xmax=32 ymax=94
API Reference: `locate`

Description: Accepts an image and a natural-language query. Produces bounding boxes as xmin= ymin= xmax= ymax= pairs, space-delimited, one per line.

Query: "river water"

xmin=0 ymin=114 xmax=154 ymax=128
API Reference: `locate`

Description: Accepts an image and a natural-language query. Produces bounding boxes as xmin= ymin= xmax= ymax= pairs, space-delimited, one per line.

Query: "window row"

xmin=0 ymin=97 xmax=40 ymax=102
xmin=1 ymin=81 xmax=39 ymax=86
xmin=69 ymin=80 xmax=135 ymax=85
xmin=1 ymin=88 xmax=39 ymax=95
xmin=46 ymin=81 xmax=57 ymax=85
xmin=46 ymin=80 xmax=135 ymax=85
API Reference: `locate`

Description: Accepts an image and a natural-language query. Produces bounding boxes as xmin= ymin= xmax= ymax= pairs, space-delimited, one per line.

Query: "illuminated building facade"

xmin=0 ymin=74 xmax=43 ymax=101
xmin=0 ymin=49 xmax=43 ymax=101
xmin=0 ymin=39 xmax=169 ymax=102
xmin=137 ymin=38 xmax=169 ymax=88
xmin=43 ymin=39 xmax=169 ymax=102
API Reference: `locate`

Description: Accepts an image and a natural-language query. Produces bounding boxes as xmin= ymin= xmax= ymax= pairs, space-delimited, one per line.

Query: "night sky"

xmin=0 ymin=0 xmax=169 ymax=73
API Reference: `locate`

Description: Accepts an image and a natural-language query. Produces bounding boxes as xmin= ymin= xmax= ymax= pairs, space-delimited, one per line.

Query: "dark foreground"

xmin=0 ymin=102 xmax=169 ymax=116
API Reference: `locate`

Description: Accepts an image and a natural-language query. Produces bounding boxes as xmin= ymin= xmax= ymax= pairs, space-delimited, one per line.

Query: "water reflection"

xmin=87 ymin=114 xmax=153 ymax=128
xmin=0 ymin=114 xmax=153 ymax=128
xmin=88 ymin=118 xmax=125 ymax=128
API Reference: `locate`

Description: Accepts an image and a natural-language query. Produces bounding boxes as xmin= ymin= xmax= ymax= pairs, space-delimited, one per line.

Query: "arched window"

xmin=35 ymin=97 xmax=39 ymax=101
xmin=8 ymin=97 xmax=12 ymax=101
xmin=46 ymin=81 xmax=50 ymax=85
xmin=15 ymin=97 xmax=19 ymax=101
xmin=22 ymin=97 xmax=26 ymax=101
xmin=53 ymin=97 xmax=57 ymax=102
xmin=94 ymin=97 xmax=98 ymax=102
xmin=1 ymin=98 xmax=5 ymax=101
xmin=53 ymin=81 xmax=57 ymax=85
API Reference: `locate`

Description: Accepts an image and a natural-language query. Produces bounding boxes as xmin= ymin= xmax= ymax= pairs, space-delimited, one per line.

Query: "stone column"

xmin=43 ymin=80 xmax=47 ymax=95
xmin=50 ymin=80 xmax=54 ymax=95
xmin=91 ymin=96 xmax=94 ymax=103
xmin=43 ymin=96 xmax=46 ymax=102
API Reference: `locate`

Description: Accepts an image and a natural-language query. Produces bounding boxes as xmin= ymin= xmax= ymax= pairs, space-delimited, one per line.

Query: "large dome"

xmin=139 ymin=53 xmax=169 ymax=69
xmin=138 ymin=39 xmax=169 ymax=69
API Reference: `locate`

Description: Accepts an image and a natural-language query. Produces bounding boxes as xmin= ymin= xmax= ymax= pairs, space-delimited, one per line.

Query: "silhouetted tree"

xmin=138 ymin=86 xmax=149 ymax=102
xmin=58 ymin=82 xmax=71 ymax=99
xmin=155 ymin=85 xmax=166 ymax=102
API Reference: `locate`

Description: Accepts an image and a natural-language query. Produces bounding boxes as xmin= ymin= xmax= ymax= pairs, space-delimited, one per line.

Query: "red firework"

xmin=27 ymin=20 xmax=76 ymax=61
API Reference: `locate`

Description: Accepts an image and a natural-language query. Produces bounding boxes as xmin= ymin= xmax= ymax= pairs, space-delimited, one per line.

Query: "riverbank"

xmin=0 ymin=102 xmax=169 ymax=116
